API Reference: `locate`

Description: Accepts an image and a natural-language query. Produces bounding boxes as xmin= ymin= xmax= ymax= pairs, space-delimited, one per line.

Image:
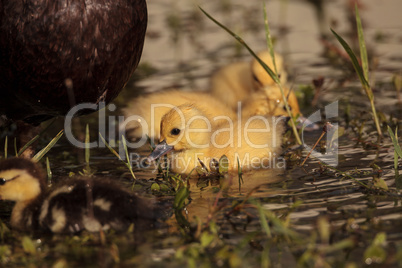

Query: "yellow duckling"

xmin=211 ymin=51 xmax=316 ymax=128
xmin=0 ymin=158 xmax=159 ymax=233
xmin=210 ymin=51 xmax=288 ymax=111
xmin=120 ymin=90 xmax=237 ymax=141
xmin=147 ymin=104 xmax=284 ymax=174
xmin=241 ymin=85 xmax=301 ymax=118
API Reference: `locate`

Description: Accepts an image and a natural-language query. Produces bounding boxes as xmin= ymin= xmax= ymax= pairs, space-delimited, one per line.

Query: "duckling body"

xmin=147 ymin=104 xmax=284 ymax=174
xmin=210 ymin=51 xmax=288 ymax=111
xmin=242 ymin=85 xmax=301 ymax=118
xmin=0 ymin=158 xmax=158 ymax=233
xmin=121 ymin=90 xmax=237 ymax=141
xmin=0 ymin=0 xmax=147 ymax=124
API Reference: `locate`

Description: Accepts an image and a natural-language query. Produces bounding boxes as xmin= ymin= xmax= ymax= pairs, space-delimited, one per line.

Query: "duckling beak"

xmin=147 ymin=140 xmax=174 ymax=162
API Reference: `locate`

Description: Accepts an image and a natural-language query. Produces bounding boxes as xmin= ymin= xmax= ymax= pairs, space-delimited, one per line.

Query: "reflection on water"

xmin=183 ymin=168 xmax=285 ymax=221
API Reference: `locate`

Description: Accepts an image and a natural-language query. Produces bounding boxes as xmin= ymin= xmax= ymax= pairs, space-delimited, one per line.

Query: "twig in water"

xmin=300 ymin=122 xmax=334 ymax=166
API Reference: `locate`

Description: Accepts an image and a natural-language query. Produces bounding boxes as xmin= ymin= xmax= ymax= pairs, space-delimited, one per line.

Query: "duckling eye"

xmin=252 ymin=73 xmax=263 ymax=87
xmin=252 ymin=73 xmax=259 ymax=82
xmin=170 ymin=128 xmax=181 ymax=136
xmin=0 ymin=175 xmax=20 ymax=185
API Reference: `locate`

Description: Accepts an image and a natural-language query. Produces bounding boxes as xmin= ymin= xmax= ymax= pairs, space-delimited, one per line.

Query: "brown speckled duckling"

xmin=0 ymin=158 xmax=158 ymax=233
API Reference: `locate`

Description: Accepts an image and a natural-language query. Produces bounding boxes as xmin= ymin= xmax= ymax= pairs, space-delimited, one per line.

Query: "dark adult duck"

xmin=0 ymin=0 xmax=147 ymax=125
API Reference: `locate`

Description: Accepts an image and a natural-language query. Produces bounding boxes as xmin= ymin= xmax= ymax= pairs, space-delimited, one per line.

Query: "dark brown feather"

xmin=0 ymin=0 xmax=147 ymax=124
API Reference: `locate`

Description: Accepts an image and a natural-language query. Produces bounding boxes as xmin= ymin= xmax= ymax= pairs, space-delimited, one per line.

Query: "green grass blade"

xmin=32 ymin=130 xmax=64 ymax=162
xmin=16 ymin=135 xmax=40 ymax=157
xmin=387 ymin=126 xmax=402 ymax=159
xmin=262 ymin=0 xmax=278 ymax=74
xmin=355 ymin=5 xmax=369 ymax=82
xmin=99 ymin=133 xmax=123 ymax=160
xmin=122 ymin=135 xmax=131 ymax=166
xmin=391 ymin=125 xmax=401 ymax=183
xmin=46 ymin=157 xmax=52 ymax=185
xmin=100 ymin=133 xmax=136 ymax=180
xmin=82 ymin=124 xmax=93 ymax=175
xmin=331 ymin=14 xmax=382 ymax=137
xmin=199 ymin=6 xmax=279 ymax=83
xmin=17 ymin=118 xmax=57 ymax=157
xmin=330 ymin=28 xmax=369 ymax=89
xmin=122 ymin=135 xmax=136 ymax=180
xmin=261 ymin=0 xmax=301 ymax=145
xmin=395 ymin=151 xmax=400 ymax=179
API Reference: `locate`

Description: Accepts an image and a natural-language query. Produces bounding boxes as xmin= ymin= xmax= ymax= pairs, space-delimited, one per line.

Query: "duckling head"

xmin=148 ymin=104 xmax=211 ymax=161
xmin=251 ymin=51 xmax=287 ymax=90
xmin=0 ymin=158 xmax=46 ymax=202
xmin=263 ymin=86 xmax=301 ymax=118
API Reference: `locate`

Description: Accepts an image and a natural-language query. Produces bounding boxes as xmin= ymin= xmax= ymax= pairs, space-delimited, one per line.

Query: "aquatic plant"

xmin=12 ymin=119 xmax=60 ymax=158
xmin=331 ymin=5 xmax=382 ymax=137
xmin=46 ymin=157 xmax=52 ymax=185
xmin=387 ymin=126 xmax=402 ymax=188
xmin=173 ymin=183 xmax=190 ymax=229
xmin=99 ymin=133 xmax=136 ymax=180
xmin=31 ymin=130 xmax=64 ymax=162
xmin=261 ymin=1 xmax=301 ymax=144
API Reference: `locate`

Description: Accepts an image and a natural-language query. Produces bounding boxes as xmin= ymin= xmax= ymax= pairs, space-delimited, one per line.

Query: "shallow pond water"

xmin=1 ymin=0 xmax=402 ymax=267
